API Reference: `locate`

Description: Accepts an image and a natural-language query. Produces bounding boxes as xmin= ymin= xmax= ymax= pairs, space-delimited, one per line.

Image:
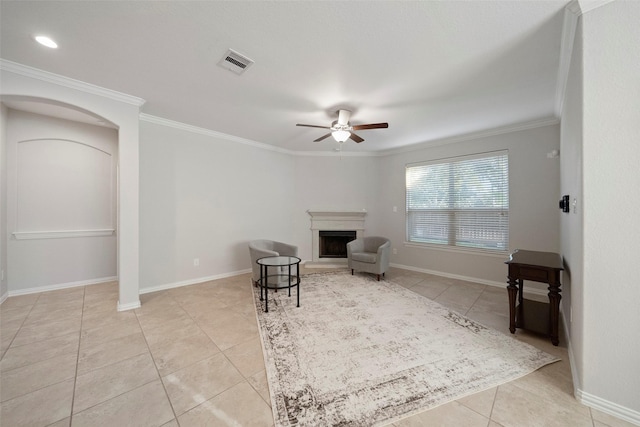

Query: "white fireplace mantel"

xmin=307 ymin=210 xmax=366 ymax=266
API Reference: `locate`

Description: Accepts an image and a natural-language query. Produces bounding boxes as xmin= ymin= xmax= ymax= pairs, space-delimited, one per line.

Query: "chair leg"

xmin=377 ymin=274 xmax=380 ymax=281
xmin=351 ymin=269 xmax=354 ymax=275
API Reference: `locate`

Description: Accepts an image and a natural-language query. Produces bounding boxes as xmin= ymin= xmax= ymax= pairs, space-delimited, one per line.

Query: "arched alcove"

xmin=0 ymin=64 xmax=144 ymax=310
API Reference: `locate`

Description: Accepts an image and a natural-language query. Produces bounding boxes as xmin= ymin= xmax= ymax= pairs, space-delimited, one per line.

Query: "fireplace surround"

xmin=307 ymin=210 xmax=366 ymax=266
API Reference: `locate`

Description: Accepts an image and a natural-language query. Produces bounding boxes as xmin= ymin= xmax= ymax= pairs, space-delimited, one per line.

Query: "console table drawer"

xmin=518 ymin=267 xmax=549 ymax=282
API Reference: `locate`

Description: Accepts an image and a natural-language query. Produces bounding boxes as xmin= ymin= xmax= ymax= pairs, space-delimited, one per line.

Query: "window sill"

xmin=403 ymin=242 xmax=508 ymax=258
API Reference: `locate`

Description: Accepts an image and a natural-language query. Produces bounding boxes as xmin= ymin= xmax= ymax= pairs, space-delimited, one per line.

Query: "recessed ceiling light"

xmin=34 ymin=35 xmax=58 ymax=49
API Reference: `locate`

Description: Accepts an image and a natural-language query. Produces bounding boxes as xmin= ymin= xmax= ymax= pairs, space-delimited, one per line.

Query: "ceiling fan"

xmin=296 ymin=109 xmax=388 ymax=143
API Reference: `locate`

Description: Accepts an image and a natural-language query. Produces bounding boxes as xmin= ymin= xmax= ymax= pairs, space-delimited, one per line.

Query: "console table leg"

xmin=507 ymin=277 xmax=518 ymax=334
xmin=548 ymin=282 xmax=562 ymax=346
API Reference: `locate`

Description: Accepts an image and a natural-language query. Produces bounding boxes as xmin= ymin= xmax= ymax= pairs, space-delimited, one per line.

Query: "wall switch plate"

xmin=393 ymin=248 xmax=398 ymax=255
xmin=193 ymin=258 xmax=199 ymax=267
xmin=393 ymin=206 xmax=398 ymax=212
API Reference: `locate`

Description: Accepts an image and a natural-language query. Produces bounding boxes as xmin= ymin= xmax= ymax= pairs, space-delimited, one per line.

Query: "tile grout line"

xmin=0 ymin=294 xmax=42 ymax=360
xmin=245 ymin=277 xmax=276 ymax=410
xmin=463 ymin=285 xmax=490 ymax=316
xmin=487 ymin=385 xmax=499 ymax=425
xmin=135 ymin=287 xmax=250 ymax=422
xmin=0 ymin=292 xmax=82 ymax=421
xmin=70 ymin=286 xmax=159 ymax=422
xmin=409 ymin=278 xmax=451 ymax=301
xmin=170 ymin=285 xmax=253 ymax=410
xmin=67 ymin=285 xmax=89 ymax=425
xmin=133 ymin=304 xmax=181 ymax=426
xmin=0 ymin=295 xmax=81 ymax=408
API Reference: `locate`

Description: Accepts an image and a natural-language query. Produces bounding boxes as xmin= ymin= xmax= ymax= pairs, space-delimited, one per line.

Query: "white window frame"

xmin=405 ymin=150 xmax=509 ymax=254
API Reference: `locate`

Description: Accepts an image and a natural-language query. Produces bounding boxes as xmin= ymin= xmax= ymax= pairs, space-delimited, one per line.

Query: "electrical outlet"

xmin=193 ymin=258 xmax=199 ymax=267
xmin=393 ymin=248 xmax=398 ymax=255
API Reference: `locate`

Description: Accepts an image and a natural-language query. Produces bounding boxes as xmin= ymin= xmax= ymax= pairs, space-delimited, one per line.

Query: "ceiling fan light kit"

xmin=331 ymin=129 xmax=351 ymax=143
xmin=296 ymin=109 xmax=388 ymax=145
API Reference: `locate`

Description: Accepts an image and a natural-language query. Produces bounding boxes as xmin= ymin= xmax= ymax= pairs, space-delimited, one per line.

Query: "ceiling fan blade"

xmin=351 ymin=122 xmax=389 ymax=131
xmin=314 ymin=133 xmax=332 ymax=142
xmin=297 ymin=124 xmax=331 ymax=129
xmin=349 ymin=132 xmax=364 ymax=143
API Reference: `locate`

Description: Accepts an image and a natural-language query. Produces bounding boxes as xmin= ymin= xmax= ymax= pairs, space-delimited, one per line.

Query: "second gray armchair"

xmin=347 ymin=236 xmax=391 ymax=281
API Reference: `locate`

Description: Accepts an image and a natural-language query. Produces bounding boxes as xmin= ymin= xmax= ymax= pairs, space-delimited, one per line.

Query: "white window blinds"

xmin=406 ymin=151 xmax=509 ymax=252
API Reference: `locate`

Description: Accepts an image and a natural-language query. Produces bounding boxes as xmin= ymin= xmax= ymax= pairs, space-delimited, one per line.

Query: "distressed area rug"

xmin=253 ymin=271 xmax=559 ymax=427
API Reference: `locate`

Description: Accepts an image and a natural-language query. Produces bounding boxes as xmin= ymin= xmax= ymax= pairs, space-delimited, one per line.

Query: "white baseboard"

xmin=139 ymin=268 xmax=252 ymax=295
xmin=389 ymin=262 xmax=549 ymax=298
xmin=577 ymin=389 xmax=640 ymax=426
xmin=0 ymin=291 xmax=8 ymax=305
xmin=117 ymin=300 xmax=141 ymax=311
xmin=6 ymin=276 xmax=118 ymax=297
xmin=560 ymin=305 xmax=582 ymax=399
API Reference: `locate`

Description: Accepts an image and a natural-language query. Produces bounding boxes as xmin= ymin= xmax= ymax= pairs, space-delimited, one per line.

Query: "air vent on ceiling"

xmin=218 ymin=49 xmax=254 ymax=75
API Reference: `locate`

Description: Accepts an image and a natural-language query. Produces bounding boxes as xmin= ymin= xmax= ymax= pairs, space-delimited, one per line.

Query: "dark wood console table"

xmin=505 ymin=249 xmax=563 ymax=346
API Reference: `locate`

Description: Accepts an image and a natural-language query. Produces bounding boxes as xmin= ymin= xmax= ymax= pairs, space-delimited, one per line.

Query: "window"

xmin=406 ymin=151 xmax=509 ymax=252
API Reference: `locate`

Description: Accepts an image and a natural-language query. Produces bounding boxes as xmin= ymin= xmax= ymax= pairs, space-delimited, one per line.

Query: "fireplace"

xmin=307 ymin=210 xmax=366 ymax=266
xmin=319 ymin=230 xmax=357 ymax=258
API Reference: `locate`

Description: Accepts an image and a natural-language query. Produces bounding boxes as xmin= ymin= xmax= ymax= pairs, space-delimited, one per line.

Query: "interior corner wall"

xmin=5 ymin=110 xmax=118 ymax=292
xmin=560 ymin=14 xmax=584 ymax=393
xmin=580 ymin=0 xmax=640 ymax=415
xmin=376 ymin=124 xmax=561 ymax=287
xmin=0 ymin=104 xmax=8 ymax=299
xmin=138 ymin=120 xmax=295 ymax=292
xmin=291 ymin=155 xmax=379 ymax=261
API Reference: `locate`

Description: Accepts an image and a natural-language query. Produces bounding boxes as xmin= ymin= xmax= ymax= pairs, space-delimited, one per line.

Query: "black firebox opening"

xmin=319 ymin=230 xmax=356 ymax=258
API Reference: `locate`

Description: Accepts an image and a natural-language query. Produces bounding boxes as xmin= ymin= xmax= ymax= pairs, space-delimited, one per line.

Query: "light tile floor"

xmin=0 ymin=267 xmax=635 ymax=427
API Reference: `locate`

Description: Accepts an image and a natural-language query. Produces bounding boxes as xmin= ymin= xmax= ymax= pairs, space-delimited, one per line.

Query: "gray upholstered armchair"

xmin=248 ymin=240 xmax=299 ymax=287
xmin=347 ymin=236 xmax=391 ymax=281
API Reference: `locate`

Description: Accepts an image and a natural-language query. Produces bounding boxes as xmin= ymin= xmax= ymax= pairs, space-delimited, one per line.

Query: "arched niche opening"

xmin=0 ymin=86 xmax=142 ymax=311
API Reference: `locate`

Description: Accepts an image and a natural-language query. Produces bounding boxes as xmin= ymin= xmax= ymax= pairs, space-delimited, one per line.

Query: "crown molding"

xmin=292 ymin=150 xmax=376 ymax=157
xmin=574 ymin=0 xmax=616 ymax=15
xmin=554 ymin=3 xmax=580 ymax=117
xmin=140 ymin=112 xmax=559 ymax=158
xmin=378 ymin=117 xmax=560 ymax=157
xmin=555 ymin=0 xmax=617 ymax=116
xmin=139 ymin=113 xmax=292 ymax=155
xmin=140 ymin=113 xmax=378 ymax=156
xmin=0 ymin=59 xmax=146 ymax=107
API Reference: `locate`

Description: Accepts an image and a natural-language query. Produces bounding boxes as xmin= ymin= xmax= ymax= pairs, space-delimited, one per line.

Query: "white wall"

xmin=6 ymin=110 xmax=117 ymax=292
xmin=579 ymin=0 xmax=640 ymax=416
xmin=0 ymin=104 xmax=8 ymax=300
xmin=139 ymin=120 xmax=295 ymax=292
xmin=560 ymin=14 xmax=584 ymax=393
xmin=291 ymin=154 xmax=379 ymax=261
xmin=139 ymin=121 xmax=561 ymax=295
xmin=376 ymin=124 xmax=561 ymax=287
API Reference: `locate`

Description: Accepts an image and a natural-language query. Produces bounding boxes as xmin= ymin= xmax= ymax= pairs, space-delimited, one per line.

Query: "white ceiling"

xmin=0 ymin=1 xmax=569 ymax=152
